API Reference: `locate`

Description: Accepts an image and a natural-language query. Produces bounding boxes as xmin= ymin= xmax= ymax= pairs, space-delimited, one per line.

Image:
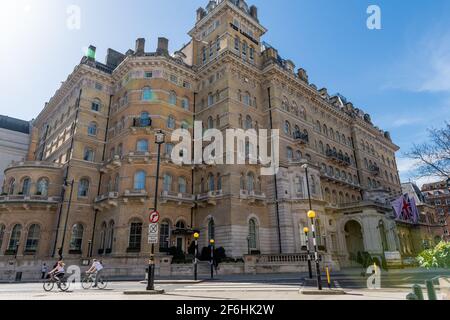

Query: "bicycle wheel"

xmin=58 ymin=279 xmax=70 ymax=292
xmin=96 ymin=276 xmax=108 ymax=290
xmin=43 ymin=280 xmax=54 ymax=292
xmin=81 ymin=276 xmax=93 ymax=289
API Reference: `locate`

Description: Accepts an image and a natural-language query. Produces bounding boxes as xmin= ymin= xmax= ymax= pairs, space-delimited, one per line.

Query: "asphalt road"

xmin=0 ymin=269 xmax=448 ymax=300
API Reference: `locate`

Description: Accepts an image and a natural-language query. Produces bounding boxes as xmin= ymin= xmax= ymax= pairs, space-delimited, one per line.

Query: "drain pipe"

xmin=267 ymin=87 xmax=282 ymax=254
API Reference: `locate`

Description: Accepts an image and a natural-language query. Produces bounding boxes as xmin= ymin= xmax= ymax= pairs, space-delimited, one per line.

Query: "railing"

xmin=0 ymin=195 xmax=61 ymax=203
xmin=320 ymin=170 xmax=360 ymax=188
xmin=197 ymin=190 xmax=223 ymax=201
xmin=326 ymin=150 xmax=351 ymax=166
xmin=240 ymin=190 xmax=266 ymax=201
xmin=293 ymin=131 xmax=309 ymax=144
xmin=7 ymin=161 xmax=63 ymax=170
xmin=257 ymin=254 xmax=322 ymax=264
xmin=132 ymin=117 xmax=152 ymax=128
xmin=161 ymin=190 xmax=195 ymax=202
xmin=95 ymin=192 xmax=119 ymax=203
xmin=369 ymin=164 xmax=380 ymax=175
xmin=124 ymin=189 xmax=148 ymax=197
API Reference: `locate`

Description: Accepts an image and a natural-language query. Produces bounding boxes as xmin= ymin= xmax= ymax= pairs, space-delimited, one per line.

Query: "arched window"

xmin=316 ymin=121 xmax=321 ymax=132
xmin=69 ymin=224 xmax=84 ymax=252
xmin=21 ymin=177 xmax=31 ymax=195
xmin=159 ymin=220 xmax=170 ymax=251
xmin=78 ymin=178 xmax=90 ymax=197
xmin=176 ymin=220 xmax=186 ymax=230
xmin=128 ymin=220 xmax=142 ymax=251
xmin=242 ymin=41 xmax=248 ymax=56
xmin=169 ymin=91 xmax=177 ymax=105
xmin=91 ymin=99 xmax=101 ymax=112
xmin=208 ymin=219 xmax=215 ymax=241
xmin=319 ymin=141 xmax=324 ymax=154
xmin=134 ymin=171 xmax=146 ymax=191
xmin=208 ymin=173 xmax=215 ymax=192
xmin=249 ymin=219 xmax=258 ymax=250
xmin=8 ymin=178 xmax=15 ymax=195
xmin=99 ymin=222 xmax=107 ymax=250
xmin=88 ymin=122 xmax=97 ymax=136
xmin=284 ymin=121 xmax=291 ymax=135
xmin=83 ymin=147 xmax=95 ymax=162
xmin=247 ymin=172 xmax=255 ymax=192
xmin=245 ymin=115 xmax=253 ymax=129
xmin=139 ymin=112 xmax=151 ymax=127
xmin=178 ymin=177 xmax=187 ymax=193
xmin=207 ymin=116 xmax=214 ymax=129
xmin=310 ymin=175 xmax=317 ymax=194
xmin=208 ymin=93 xmax=214 ymax=106
xmin=163 ymin=174 xmax=172 ymax=192
xmin=107 ymin=220 xmax=114 ymax=251
xmin=243 ymin=92 xmax=251 ymax=106
xmin=117 ymin=143 xmax=123 ymax=156
xmin=296 ymin=150 xmax=302 ymax=160
xmin=25 ymin=224 xmax=40 ymax=253
xmin=294 ymin=175 xmax=303 ymax=194
xmin=142 ymin=87 xmax=153 ymax=101
xmin=167 ymin=115 xmax=176 ymax=129
xmin=136 ymin=139 xmax=148 ymax=152
xmin=181 ymin=98 xmax=189 ymax=110
xmin=36 ymin=178 xmax=49 ymax=196
xmin=323 ymin=125 xmax=328 ymax=136
xmin=234 ymin=36 xmax=240 ymax=51
xmin=282 ymin=97 xmax=289 ymax=111
xmin=217 ymin=174 xmax=222 ymax=191
xmin=287 ymin=147 xmax=293 ymax=160
xmin=114 ymin=174 xmax=120 ymax=192
xmin=7 ymin=224 xmax=22 ymax=252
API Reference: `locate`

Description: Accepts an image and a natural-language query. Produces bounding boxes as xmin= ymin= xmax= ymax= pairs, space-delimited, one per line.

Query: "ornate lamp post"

xmin=303 ymin=227 xmax=313 ymax=279
xmin=147 ymin=130 xmax=165 ymax=291
xmin=209 ymin=239 xmax=215 ymax=279
xmin=193 ymin=232 xmax=199 ymax=281
xmin=308 ymin=210 xmax=322 ymax=290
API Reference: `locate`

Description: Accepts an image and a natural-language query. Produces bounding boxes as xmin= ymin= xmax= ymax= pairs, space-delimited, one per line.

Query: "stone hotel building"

xmin=0 ymin=0 xmax=426 ymax=277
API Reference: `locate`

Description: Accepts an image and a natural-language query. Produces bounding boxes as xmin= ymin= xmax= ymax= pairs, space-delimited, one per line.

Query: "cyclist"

xmin=49 ymin=260 xmax=65 ymax=283
xmin=86 ymin=259 xmax=104 ymax=287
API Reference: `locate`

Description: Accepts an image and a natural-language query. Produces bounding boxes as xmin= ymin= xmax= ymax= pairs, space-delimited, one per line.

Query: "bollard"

xmin=406 ymin=293 xmax=418 ymax=300
xmin=326 ymin=267 xmax=331 ymax=289
xmin=426 ymin=280 xmax=437 ymax=300
xmin=412 ymin=284 xmax=424 ymax=300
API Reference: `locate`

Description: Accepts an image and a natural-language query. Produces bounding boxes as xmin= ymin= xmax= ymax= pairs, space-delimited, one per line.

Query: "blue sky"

xmin=1 ymin=0 xmax=449 ymax=186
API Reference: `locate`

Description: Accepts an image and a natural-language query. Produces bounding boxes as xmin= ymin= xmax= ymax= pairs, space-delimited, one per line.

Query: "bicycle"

xmin=43 ymin=273 xmax=69 ymax=292
xmin=81 ymin=272 xmax=108 ymax=290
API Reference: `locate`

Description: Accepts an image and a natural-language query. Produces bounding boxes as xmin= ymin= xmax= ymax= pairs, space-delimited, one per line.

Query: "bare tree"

xmin=405 ymin=122 xmax=450 ymax=179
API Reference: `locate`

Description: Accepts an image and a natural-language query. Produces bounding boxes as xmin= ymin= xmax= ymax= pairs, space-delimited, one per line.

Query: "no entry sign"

xmin=149 ymin=210 xmax=160 ymax=224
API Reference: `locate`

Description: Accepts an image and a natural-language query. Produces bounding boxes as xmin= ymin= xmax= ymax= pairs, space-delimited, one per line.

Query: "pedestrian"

xmin=41 ymin=263 xmax=48 ymax=279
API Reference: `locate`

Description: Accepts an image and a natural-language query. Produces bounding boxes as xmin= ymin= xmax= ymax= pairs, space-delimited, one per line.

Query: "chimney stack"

xmin=250 ymin=5 xmax=258 ymax=20
xmin=135 ymin=38 xmax=145 ymax=56
xmin=157 ymin=37 xmax=169 ymax=56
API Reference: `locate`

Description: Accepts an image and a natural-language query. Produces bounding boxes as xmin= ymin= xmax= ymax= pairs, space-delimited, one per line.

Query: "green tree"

xmin=417 ymin=241 xmax=450 ymax=269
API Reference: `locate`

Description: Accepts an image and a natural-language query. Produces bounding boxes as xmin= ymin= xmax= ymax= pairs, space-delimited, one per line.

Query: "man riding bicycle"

xmin=86 ymin=259 xmax=104 ymax=287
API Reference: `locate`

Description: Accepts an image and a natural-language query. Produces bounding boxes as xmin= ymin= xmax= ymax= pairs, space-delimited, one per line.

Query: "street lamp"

xmin=87 ymin=240 xmax=92 ymax=258
xmin=209 ymin=239 xmax=215 ymax=279
xmin=193 ymin=232 xmax=199 ymax=281
xmin=303 ymin=227 xmax=313 ymax=279
xmin=147 ymin=130 xmax=165 ymax=291
xmin=308 ymin=210 xmax=322 ymax=290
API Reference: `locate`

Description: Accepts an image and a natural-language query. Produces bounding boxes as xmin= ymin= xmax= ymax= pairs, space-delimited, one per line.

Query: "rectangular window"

xmin=170 ymin=74 xmax=178 ymax=84
xmin=95 ymin=82 xmax=103 ymax=91
xmin=182 ymin=81 xmax=191 ymax=89
xmin=144 ymin=71 xmax=153 ymax=78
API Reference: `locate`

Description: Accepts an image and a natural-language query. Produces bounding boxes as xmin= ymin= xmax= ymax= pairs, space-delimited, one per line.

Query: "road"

xmin=0 ymin=269 xmax=448 ymax=300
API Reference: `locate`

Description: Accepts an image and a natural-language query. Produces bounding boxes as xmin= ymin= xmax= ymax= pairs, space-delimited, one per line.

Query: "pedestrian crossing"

xmin=174 ymin=282 xmax=302 ymax=292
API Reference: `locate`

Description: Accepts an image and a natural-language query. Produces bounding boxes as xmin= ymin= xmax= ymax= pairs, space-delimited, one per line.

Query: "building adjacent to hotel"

xmin=421 ymin=180 xmax=450 ymax=241
xmin=0 ymin=0 xmax=431 ymax=278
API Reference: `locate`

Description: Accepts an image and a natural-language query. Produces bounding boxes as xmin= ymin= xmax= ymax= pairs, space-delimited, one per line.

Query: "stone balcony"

xmin=293 ymin=131 xmax=309 ymax=145
xmin=125 ymin=151 xmax=151 ymax=164
xmin=94 ymin=192 xmax=119 ymax=210
xmin=320 ymin=169 xmax=361 ymax=190
xmin=326 ymin=150 xmax=351 ymax=167
xmin=0 ymin=194 xmax=61 ymax=210
xmin=6 ymin=161 xmax=63 ymax=170
xmin=196 ymin=190 xmax=223 ymax=206
xmin=122 ymin=189 xmax=148 ymax=203
xmin=239 ymin=189 xmax=266 ymax=204
xmin=130 ymin=117 xmax=152 ymax=134
xmin=160 ymin=190 xmax=195 ymax=207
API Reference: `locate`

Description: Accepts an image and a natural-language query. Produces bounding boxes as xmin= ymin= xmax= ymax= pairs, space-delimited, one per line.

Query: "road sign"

xmin=149 ymin=210 xmax=160 ymax=224
xmin=148 ymin=223 xmax=159 ymax=244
